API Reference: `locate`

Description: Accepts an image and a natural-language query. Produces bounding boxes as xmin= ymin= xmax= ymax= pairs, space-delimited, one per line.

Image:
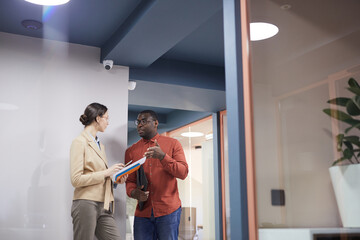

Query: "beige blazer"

xmin=70 ymin=130 xmax=114 ymax=210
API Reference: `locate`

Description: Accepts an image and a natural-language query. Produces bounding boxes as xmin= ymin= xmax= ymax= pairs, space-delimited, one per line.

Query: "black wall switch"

xmin=271 ymin=189 xmax=285 ymax=206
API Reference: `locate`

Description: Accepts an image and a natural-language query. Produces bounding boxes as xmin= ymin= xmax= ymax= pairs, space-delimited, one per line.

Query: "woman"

xmin=70 ymin=102 xmax=127 ymax=240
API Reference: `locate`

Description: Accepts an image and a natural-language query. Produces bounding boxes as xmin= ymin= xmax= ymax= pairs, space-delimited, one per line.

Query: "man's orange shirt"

xmin=125 ymin=133 xmax=188 ymax=218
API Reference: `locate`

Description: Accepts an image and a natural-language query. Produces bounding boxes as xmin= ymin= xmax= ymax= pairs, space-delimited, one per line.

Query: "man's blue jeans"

xmin=133 ymin=207 xmax=182 ymax=240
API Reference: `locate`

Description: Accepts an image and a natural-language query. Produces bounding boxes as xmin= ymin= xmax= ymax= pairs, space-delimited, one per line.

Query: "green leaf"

xmin=343 ymin=136 xmax=360 ymax=150
xmin=332 ymin=157 xmax=347 ymax=166
xmin=348 ymin=87 xmax=360 ymax=96
xmin=347 ymin=139 xmax=360 ymax=148
xmin=354 ymin=95 xmax=360 ymax=108
xmin=327 ymin=97 xmax=350 ymax=106
xmin=324 ymin=109 xmax=360 ymax=128
xmin=348 ymin=78 xmax=360 ymax=89
xmin=346 ymin=99 xmax=360 ymax=116
xmin=323 ymin=109 xmax=352 ymax=121
xmin=336 ymin=134 xmax=344 ymax=150
xmin=343 ymin=135 xmax=360 ymax=142
xmin=344 ymin=148 xmax=354 ymax=159
xmin=345 ymin=123 xmax=360 ymax=133
xmin=344 ymin=118 xmax=360 ymax=128
xmin=337 ymin=133 xmax=345 ymax=140
xmin=344 ymin=141 xmax=354 ymax=151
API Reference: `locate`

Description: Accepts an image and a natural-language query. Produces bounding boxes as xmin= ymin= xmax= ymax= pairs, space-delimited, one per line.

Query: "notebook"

xmin=113 ymin=157 xmax=146 ymax=183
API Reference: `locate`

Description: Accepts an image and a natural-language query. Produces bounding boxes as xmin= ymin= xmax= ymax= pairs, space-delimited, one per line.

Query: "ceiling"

xmin=1 ymin=0 xmax=360 ymax=136
xmin=0 ymin=0 xmax=224 ymax=67
xmin=0 ymin=0 xmax=226 ymax=136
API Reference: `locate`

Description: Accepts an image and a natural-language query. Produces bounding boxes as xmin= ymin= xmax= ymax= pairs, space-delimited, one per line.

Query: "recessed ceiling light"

xmin=250 ymin=22 xmax=279 ymax=41
xmin=181 ymin=132 xmax=204 ymax=138
xmin=24 ymin=0 xmax=70 ymax=6
xmin=0 ymin=103 xmax=19 ymax=111
xmin=21 ymin=20 xmax=42 ymax=30
xmin=280 ymin=4 xmax=291 ymax=10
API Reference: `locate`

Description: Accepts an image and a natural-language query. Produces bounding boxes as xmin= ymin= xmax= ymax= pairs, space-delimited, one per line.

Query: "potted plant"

xmin=323 ymin=77 xmax=360 ymax=227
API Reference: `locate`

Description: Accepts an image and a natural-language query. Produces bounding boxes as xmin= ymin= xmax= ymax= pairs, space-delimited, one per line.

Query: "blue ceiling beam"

xmin=128 ymin=79 xmax=226 ymax=113
xmin=101 ymin=0 xmax=223 ymax=68
xmin=130 ymin=58 xmax=225 ymax=91
xmin=101 ymin=0 xmax=156 ymax=62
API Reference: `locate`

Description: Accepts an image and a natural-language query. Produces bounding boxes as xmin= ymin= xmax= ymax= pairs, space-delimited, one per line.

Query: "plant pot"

xmin=329 ymin=164 xmax=360 ymax=227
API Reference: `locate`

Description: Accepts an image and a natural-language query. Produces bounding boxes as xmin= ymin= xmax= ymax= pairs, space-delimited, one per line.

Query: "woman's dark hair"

xmin=79 ymin=102 xmax=108 ymax=126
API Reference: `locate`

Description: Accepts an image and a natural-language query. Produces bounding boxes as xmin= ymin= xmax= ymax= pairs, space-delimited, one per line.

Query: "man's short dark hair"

xmin=139 ymin=110 xmax=158 ymax=121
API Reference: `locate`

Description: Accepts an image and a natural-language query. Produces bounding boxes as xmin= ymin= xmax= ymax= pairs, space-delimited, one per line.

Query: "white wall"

xmin=0 ymin=32 xmax=129 ymax=239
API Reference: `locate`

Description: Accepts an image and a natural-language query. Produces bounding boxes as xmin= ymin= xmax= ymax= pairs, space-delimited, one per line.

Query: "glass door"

xmin=167 ymin=116 xmax=216 ymax=240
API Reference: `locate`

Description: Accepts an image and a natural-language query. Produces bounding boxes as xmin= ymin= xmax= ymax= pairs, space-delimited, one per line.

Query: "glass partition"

xmin=249 ymin=0 xmax=360 ymax=239
xmin=167 ymin=116 xmax=215 ymax=240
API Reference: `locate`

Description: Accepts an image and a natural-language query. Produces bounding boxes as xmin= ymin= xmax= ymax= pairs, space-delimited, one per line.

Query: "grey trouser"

xmin=71 ymin=199 xmax=121 ymax=240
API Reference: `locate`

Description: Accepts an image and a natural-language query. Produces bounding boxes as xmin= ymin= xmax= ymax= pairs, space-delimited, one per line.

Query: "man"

xmin=125 ymin=110 xmax=188 ymax=240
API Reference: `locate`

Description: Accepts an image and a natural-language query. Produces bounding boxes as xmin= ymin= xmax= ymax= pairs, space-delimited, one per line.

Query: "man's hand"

xmin=144 ymin=140 xmax=166 ymax=160
xmin=131 ymin=185 xmax=149 ymax=201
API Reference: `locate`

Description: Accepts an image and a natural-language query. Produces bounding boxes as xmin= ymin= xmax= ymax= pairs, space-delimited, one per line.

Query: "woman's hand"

xmin=104 ymin=163 xmax=125 ymax=178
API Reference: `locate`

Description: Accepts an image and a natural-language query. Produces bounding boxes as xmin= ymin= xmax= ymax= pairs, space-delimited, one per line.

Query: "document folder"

xmin=113 ymin=157 xmax=146 ymax=183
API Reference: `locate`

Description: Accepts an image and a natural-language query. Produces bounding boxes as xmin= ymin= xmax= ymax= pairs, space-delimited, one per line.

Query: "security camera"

xmin=128 ymin=81 xmax=137 ymax=90
xmin=103 ymin=60 xmax=113 ymax=70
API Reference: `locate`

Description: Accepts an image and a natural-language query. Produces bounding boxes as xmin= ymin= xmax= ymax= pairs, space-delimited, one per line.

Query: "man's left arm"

xmin=145 ymin=139 xmax=188 ymax=180
xmin=161 ymin=140 xmax=188 ymax=179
